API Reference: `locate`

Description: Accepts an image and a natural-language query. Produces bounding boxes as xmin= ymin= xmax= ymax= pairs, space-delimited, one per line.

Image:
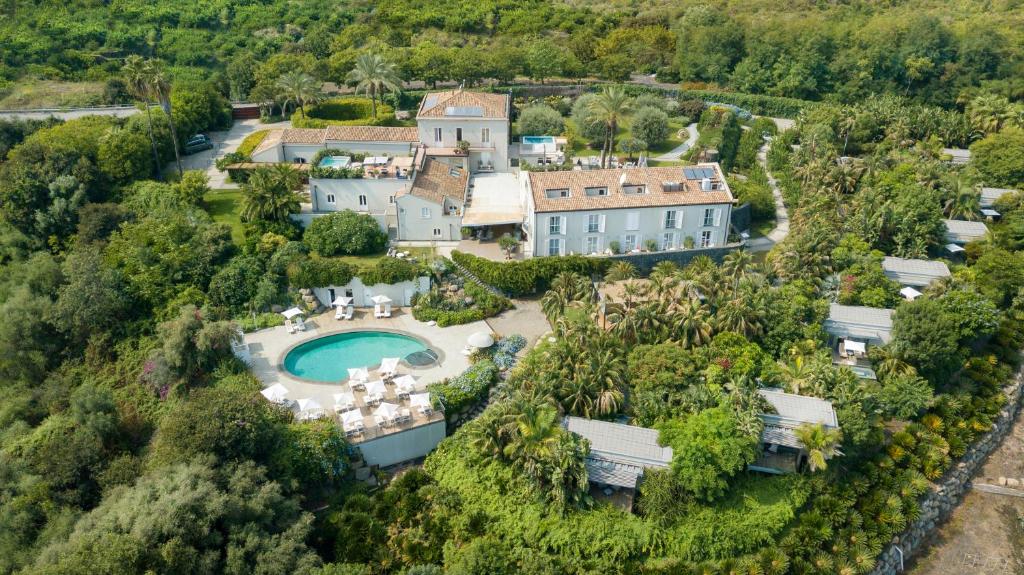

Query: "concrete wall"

xmin=312 ymin=276 xmax=430 ymax=308
xmin=357 ymin=419 xmax=447 ymax=467
xmin=869 ymin=372 xmax=1024 ymax=575
xmin=309 ymin=177 xmax=410 ymax=218
xmin=281 ymin=144 xmax=324 ymax=164
xmin=395 ymin=193 xmax=464 ymax=241
xmin=531 ymin=203 xmax=732 ymax=257
xmin=251 ymin=145 xmax=284 ymax=163
xmin=418 ymin=117 xmax=510 ymax=172
xmin=731 ymin=202 xmax=752 ymax=233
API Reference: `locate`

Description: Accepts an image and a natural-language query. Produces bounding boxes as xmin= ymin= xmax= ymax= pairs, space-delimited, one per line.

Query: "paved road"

xmin=0 ymin=106 xmax=140 ymax=121
xmin=653 ymin=123 xmax=699 ymax=162
xmin=177 ymin=118 xmax=289 ymax=188
xmin=747 ymin=138 xmax=790 ymax=252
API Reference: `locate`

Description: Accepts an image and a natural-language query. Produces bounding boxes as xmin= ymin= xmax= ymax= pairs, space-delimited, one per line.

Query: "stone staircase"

xmin=451 ymin=259 xmax=507 ymax=298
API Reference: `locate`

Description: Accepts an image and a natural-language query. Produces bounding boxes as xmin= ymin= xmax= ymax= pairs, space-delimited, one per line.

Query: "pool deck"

xmin=241 ymin=307 xmax=492 ymax=442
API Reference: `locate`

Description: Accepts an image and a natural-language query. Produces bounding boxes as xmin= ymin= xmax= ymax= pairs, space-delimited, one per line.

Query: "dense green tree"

xmin=346 ymin=53 xmax=402 ymax=119
xmin=631 ymin=106 xmax=670 ymax=147
xmin=303 ymin=210 xmax=388 ymax=256
xmin=241 ymin=165 xmax=303 ymax=223
xmin=517 ymin=105 xmax=564 ymax=137
xmin=970 ymin=127 xmax=1024 ymax=188
xmin=891 ymin=297 xmax=963 ymax=385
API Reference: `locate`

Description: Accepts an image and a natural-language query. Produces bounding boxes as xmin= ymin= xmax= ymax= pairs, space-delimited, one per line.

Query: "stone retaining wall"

xmin=870 ymin=372 xmax=1024 ymax=574
xmin=607 ymin=242 xmax=743 ymax=274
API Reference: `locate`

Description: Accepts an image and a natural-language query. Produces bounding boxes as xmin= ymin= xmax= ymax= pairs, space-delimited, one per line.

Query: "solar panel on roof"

xmin=422 ymin=94 xmax=438 ymax=109
xmin=445 ymin=106 xmax=483 ymax=117
xmin=683 ymin=167 xmax=715 ymax=180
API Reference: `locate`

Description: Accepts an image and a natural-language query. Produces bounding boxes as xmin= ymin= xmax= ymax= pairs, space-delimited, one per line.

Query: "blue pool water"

xmin=319 ymin=155 xmax=351 ymax=168
xmin=522 ymin=136 xmax=555 ymax=144
xmin=283 ymin=331 xmax=427 ymax=382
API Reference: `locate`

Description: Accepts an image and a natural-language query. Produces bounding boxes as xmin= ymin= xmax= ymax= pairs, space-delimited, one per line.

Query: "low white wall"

xmin=312 ymin=276 xmax=430 ymax=308
xmin=358 ymin=419 xmax=446 ymax=467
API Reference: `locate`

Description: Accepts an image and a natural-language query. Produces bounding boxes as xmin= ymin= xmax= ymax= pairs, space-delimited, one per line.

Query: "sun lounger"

xmin=335 ymin=307 xmax=344 ymax=320
xmin=294 ymin=317 xmax=306 ymax=331
xmin=344 ymin=306 xmax=354 ymax=320
xmin=285 ymin=319 xmax=295 ymax=334
xmin=399 ymin=408 xmax=412 ymax=423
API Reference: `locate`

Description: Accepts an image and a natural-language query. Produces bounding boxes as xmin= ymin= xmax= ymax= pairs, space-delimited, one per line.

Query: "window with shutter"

xmin=714 ymin=209 xmax=722 ymax=226
xmin=626 ymin=212 xmax=639 ymax=230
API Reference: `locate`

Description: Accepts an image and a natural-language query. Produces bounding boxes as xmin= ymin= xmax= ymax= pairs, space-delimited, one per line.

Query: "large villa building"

xmin=246 ymin=89 xmax=737 ymax=257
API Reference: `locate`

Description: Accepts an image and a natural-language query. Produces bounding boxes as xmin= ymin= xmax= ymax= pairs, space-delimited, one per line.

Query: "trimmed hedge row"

xmin=290 ymin=97 xmax=401 ymax=129
xmin=451 ymin=251 xmax=609 ymax=296
xmin=676 ymin=89 xmax=820 ymax=119
xmin=287 ymin=255 xmax=423 ymax=289
xmin=428 ymin=359 xmax=499 ymax=417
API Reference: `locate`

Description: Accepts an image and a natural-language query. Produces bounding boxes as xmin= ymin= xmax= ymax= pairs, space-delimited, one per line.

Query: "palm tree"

xmin=795 ymin=423 xmax=843 ymax=472
xmin=142 ymin=59 xmax=183 ymax=177
xmin=838 ymin=110 xmax=858 ymax=155
xmin=672 ymin=299 xmax=713 ymax=348
xmin=122 ymin=55 xmax=161 ymax=179
xmin=779 ymin=354 xmax=815 ymax=395
xmin=721 ymin=249 xmax=752 ymax=292
xmin=587 ymin=86 xmax=632 ymax=168
xmin=240 ymin=165 xmax=302 ymax=222
xmin=870 ymin=344 xmax=916 ymax=381
xmin=943 ymin=177 xmax=981 ymax=221
xmin=276 ymin=70 xmax=322 ymax=119
xmin=503 ymin=401 xmax=561 ymax=480
xmin=967 ymin=93 xmax=1010 ymax=135
xmin=345 ymin=53 xmax=402 ymax=119
xmin=604 ymin=261 xmax=637 ymax=282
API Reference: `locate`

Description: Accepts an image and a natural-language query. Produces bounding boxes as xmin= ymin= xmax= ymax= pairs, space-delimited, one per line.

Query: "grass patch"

xmin=203 ymin=189 xmax=245 ymax=244
xmin=0 ymin=80 xmax=109 ymax=109
xmin=751 ymin=218 xmax=776 ymax=238
xmin=333 ymin=246 xmax=436 ymax=268
xmin=236 ymin=130 xmax=268 ymax=157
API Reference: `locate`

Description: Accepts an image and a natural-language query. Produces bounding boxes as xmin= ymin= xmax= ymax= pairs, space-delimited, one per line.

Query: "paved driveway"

xmin=177 ymin=118 xmax=290 ymax=188
xmin=486 ymin=299 xmax=551 ymax=348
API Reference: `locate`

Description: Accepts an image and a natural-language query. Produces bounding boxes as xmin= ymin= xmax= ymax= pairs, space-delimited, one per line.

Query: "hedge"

xmin=428 ymin=359 xmax=499 ymax=417
xmin=675 ymin=89 xmax=820 ymax=119
xmin=288 ymin=255 xmax=423 ymax=289
xmin=290 ymin=97 xmax=399 ymax=128
xmin=412 ymin=282 xmax=512 ymax=327
xmin=451 ymin=251 xmax=609 ymax=296
xmin=236 ymin=130 xmax=268 ymax=157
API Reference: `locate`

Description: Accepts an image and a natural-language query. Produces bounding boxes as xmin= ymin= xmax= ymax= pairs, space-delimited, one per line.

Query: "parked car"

xmin=184 ymin=134 xmax=213 ymax=154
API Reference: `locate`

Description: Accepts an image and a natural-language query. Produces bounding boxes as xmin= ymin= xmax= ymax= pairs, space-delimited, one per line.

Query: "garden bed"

xmin=413 ymin=264 xmax=512 ymax=326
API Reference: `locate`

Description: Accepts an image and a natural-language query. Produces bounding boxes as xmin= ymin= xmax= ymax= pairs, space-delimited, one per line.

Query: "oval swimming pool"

xmin=283 ymin=331 xmax=429 ymax=382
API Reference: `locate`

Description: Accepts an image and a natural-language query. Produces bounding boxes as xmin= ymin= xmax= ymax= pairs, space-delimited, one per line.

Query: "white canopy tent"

xmin=332 ymin=296 xmax=354 ymax=307
xmin=900 ymin=286 xmax=923 ymax=301
xmin=379 ymin=357 xmax=400 ymax=376
xmin=393 ymin=374 xmax=417 ymax=393
xmin=281 ymin=307 xmax=304 ymax=319
xmin=333 ymin=392 xmax=356 ymax=410
xmin=260 ymin=383 xmax=290 ymax=403
xmin=468 ymin=331 xmax=495 ymax=348
xmin=372 ymin=294 xmax=393 ymax=318
xmin=297 ymin=398 xmax=323 ymax=412
xmin=341 ymin=409 xmax=365 ymax=432
xmin=374 ymin=402 xmax=400 ymax=419
xmin=347 ymin=367 xmax=369 ymax=382
xmin=365 ymin=379 xmax=387 ymax=396
xmin=371 ymin=294 xmax=392 ymax=304
xmin=409 ymin=393 xmax=432 ymax=409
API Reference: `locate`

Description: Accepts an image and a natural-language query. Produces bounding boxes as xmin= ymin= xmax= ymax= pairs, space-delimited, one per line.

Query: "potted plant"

xmin=455 ymin=140 xmax=470 ymax=155
xmin=609 ymin=240 xmax=621 ymax=255
xmin=683 ymin=236 xmax=695 ymax=249
xmin=498 ymin=234 xmax=518 ymax=259
xmin=644 ymin=239 xmax=658 ymax=252
xmin=461 ymin=226 xmax=473 ymax=239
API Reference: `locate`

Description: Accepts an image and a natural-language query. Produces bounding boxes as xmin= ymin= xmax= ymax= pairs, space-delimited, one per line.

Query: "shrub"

xmin=291 ymin=97 xmax=397 ymax=128
xmin=632 ymin=106 xmax=670 ymax=146
xmin=288 ymin=256 xmax=356 ymax=288
xmin=359 ymin=257 xmax=421 ymax=285
xmin=413 ymin=282 xmax=511 ymax=326
xmin=428 ymin=360 xmax=498 ymax=416
xmin=675 ymin=89 xmax=820 ymax=118
xmin=518 ymin=104 xmax=565 ymax=136
xmin=237 ymin=130 xmax=269 ymax=156
xmin=730 ymin=176 xmax=774 ymax=222
xmin=304 ymin=211 xmax=388 ymax=256
xmin=451 ymin=251 xmax=609 ymax=296
xmin=236 ymin=312 xmax=286 ymax=333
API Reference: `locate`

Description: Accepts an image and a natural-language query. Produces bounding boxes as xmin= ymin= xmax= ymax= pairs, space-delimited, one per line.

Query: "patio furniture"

xmin=334 ymin=296 xmax=354 ymax=320
xmin=333 ymin=392 xmax=356 ymax=413
xmin=372 ymin=294 xmax=392 ymax=318
xmin=282 ymin=307 xmax=304 ymax=332
xmin=296 ymin=398 xmax=326 ymax=421
xmin=344 ymin=306 xmax=354 ymax=320
xmin=347 ymin=367 xmax=369 ymax=391
xmin=467 ymin=331 xmax=494 ymax=349
xmin=365 ymin=393 xmax=384 ymax=406
xmin=410 ymin=393 xmax=433 ymax=416
xmin=285 ymin=319 xmax=295 ymax=334
xmin=294 ymin=316 xmax=307 ymax=331
xmin=342 ymin=409 xmax=365 ymax=436
xmin=398 ymin=408 xmax=412 ymax=424
xmin=379 ymin=357 xmax=400 ymax=379
xmin=393 ymin=374 xmax=416 ymax=398
xmin=260 ymin=383 xmax=290 ymax=404
xmin=374 ymin=402 xmax=400 ymax=427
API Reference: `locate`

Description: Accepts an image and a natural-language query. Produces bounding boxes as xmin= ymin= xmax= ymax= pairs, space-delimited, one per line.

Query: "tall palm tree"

xmin=967 ymin=93 xmax=1010 ymax=135
xmin=721 ymin=249 xmax=752 ymax=292
xmin=144 ymin=60 xmax=184 ymax=177
xmin=943 ymin=177 xmax=981 ymax=221
xmin=240 ymin=165 xmax=302 ymax=222
xmin=795 ymin=424 xmax=844 ymax=472
xmin=587 ymin=86 xmax=632 ymax=168
xmin=122 ymin=55 xmax=162 ymax=179
xmin=345 ymin=53 xmax=402 ymax=119
xmin=604 ymin=261 xmax=637 ymax=282
xmin=672 ymin=299 xmax=713 ymax=348
xmin=276 ymin=70 xmax=322 ymax=119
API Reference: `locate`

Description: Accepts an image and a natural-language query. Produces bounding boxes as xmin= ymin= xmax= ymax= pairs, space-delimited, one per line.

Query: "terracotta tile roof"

xmin=529 ymin=163 xmax=733 ymax=213
xmin=403 ymin=159 xmax=468 ymax=205
xmin=280 ymin=128 xmax=327 ymax=145
xmin=252 ymin=129 xmax=283 ymax=155
xmin=324 ymin=125 xmax=419 ymax=142
xmin=417 ymin=89 xmax=509 ymax=119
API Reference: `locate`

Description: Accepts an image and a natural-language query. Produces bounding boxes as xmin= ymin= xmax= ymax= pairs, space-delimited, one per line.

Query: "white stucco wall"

xmin=418 ymin=117 xmax=510 ymax=172
xmin=395 ymin=194 xmax=463 ymax=241
xmin=357 ymin=420 xmax=446 ymax=467
xmin=324 ymin=140 xmax=413 ymax=156
xmin=281 ymin=144 xmax=324 ymax=164
xmin=309 ymin=177 xmax=411 ymax=217
xmin=312 ymin=276 xmax=430 ymax=308
xmin=531 ymin=203 xmax=733 ymax=256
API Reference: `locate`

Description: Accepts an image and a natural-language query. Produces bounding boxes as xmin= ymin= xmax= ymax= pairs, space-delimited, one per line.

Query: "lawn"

xmin=334 ymin=246 xmax=437 ymax=268
xmin=566 ymin=116 xmax=689 ymax=159
xmin=0 ymin=80 xmax=110 ymax=109
xmin=203 ymin=189 xmax=245 ymax=244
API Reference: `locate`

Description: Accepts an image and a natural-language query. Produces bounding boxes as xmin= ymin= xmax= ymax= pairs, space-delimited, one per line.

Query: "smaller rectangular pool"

xmin=319 ymin=155 xmax=352 ymax=169
xmin=522 ymin=136 xmax=555 ymax=145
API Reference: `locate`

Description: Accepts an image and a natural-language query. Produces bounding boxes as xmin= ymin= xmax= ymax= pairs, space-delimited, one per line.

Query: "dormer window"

xmin=545 ymin=188 xmax=570 ymax=199
xmin=662 ymin=181 xmax=683 ymax=192
xmin=623 ymin=184 xmax=647 ymax=195
xmin=584 ymin=186 xmax=608 ymax=197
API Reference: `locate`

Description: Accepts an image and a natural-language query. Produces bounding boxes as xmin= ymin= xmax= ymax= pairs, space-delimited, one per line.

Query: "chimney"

xmin=701 ymin=177 xmax=712 ymax=191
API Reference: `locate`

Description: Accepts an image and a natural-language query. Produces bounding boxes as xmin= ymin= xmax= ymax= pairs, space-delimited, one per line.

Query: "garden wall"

xmin=607 ymin=241 xmax=744 ymax=274
xmin=731 ymin=203 xmax=752 ymax=233
xmin=870 ymin=371 xmax=1024 ymax=575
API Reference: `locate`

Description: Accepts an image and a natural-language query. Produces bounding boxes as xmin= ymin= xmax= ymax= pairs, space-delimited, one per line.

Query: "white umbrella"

xmin=332 ymin=296 xmax=353 ymax=307
xmin=260 ymin=383 xmax=289 ymax=403
xmin=379 ymin=357 xmax=400 ymax=374
xmin=374 ymin=402 xmax=400 ymax=419
xmin=333 ymin=392 xmax=355 ymax=405
xmin=365 ymin=379 xmax=387 ymax=396
xmin=409 ymin=393 xmax=432 ymax=408
xmin=281 ymin=307 xmax=304 ymax=319
xmin=393 ymin=374 xmax=417 ymax=391
xmin=297 ymin=398 xmax=322 ymax=412
xmin=342 ymin=409 xmax=364 ymax=426
xmin=900 ymin=286 xmax=923 ymax=300
xmin=347 ymin=367 xmax=369 ymax=381
xmin=468 ymin=331 xmax=494 ymax=348
xmin=371 ymin=294 xmax=392 ymax=304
